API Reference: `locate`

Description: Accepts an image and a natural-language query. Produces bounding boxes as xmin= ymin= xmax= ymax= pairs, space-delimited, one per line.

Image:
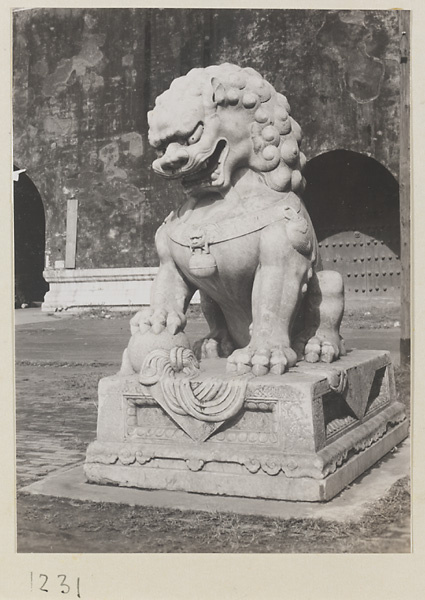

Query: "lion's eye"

xmin=188 ymin=123 xmax=204 ymax=145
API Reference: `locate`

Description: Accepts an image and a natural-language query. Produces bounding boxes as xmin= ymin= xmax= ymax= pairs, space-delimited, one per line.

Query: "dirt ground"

xmin=17 ymin=477 xmax=410 ymax=553
xmin=15 ymin=307 xmax=411 ymax=553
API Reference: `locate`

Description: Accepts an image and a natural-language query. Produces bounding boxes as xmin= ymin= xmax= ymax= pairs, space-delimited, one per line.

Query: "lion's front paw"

xmin=130 ymin=307 xmax=187 ymax=336
xmin=304 ymin=333 xmax=345 ymax=364
xmin=226 ymin=345 xmax=298 ymax=376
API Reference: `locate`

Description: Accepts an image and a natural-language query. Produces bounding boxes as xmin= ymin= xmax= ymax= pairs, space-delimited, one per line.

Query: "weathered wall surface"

xmin=13 ymin=8 xmax=401 ymax=271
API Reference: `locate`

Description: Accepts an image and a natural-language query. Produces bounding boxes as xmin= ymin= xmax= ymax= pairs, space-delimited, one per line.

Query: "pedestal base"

xmin=85 ymin=349 xmax=407 ymax=502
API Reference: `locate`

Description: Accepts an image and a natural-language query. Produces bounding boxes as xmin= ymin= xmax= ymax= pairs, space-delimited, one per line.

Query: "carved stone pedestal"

xmin=84 ymin=349 xmax=408 ymax=502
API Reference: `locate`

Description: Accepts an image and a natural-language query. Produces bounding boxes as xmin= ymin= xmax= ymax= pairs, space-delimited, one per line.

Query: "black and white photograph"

xmin=4 ymin=0 xmax=423 ymax=597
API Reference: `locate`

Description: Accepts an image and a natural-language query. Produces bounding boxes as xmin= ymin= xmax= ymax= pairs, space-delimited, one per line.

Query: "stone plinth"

xmin=42 ymin=267 xmax=157 ymax=312
xmin=84 ymin=349 xmax=408 ymax=502
xmin=42 ymin=268 xmax=202 ymax=312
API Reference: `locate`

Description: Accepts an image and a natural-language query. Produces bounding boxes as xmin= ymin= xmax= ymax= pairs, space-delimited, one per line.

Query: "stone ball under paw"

xmin=126 ymin=329 xmax=191 ymax=373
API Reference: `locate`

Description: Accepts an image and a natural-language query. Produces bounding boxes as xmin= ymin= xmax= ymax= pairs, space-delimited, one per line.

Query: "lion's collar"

xmin=166 ymin=193 xmax=305 ymax=248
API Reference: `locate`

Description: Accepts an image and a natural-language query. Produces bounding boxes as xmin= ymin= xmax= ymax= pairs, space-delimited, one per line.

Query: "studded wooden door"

xmin=318 ymin=230 xmax=400 ymax=297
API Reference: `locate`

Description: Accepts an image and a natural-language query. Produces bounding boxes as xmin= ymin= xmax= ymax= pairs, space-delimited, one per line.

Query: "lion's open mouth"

xmin=182 ymin=140 xmax=228 ymax=187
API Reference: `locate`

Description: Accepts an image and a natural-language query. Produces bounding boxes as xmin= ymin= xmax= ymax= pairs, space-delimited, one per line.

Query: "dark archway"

xmin=14 ymin=168 xmax=49 ymax=307
xmin=303 ymin=150 xmax=400 ymax=297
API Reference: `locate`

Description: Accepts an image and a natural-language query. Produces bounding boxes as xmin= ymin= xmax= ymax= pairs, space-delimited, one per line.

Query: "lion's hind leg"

xmin=193 ymin=292 xmax=236 ymax=360
xmin=296 ymin=270 xmax=345 ymax=363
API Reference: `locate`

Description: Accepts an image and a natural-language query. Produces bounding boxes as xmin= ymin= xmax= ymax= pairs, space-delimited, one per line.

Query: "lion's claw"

xmin=304 ymin=334 xmax=342 ymax=363
xmin=193 ymin=331 xmax=235 ymax=360
xmin=130 ymin=307 xmax=186 ymax=336
xmin=198 ymin=338 xmax=220 ymax=359
xmin=227 ymin=345 xmax=297 ymax=376
xmin=151 ymin=308 xmax=167 ymax=334
xmin=166 ymin=310 xmax=186 ymax=334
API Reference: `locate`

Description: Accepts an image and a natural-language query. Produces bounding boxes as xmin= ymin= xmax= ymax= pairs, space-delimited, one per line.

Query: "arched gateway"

xmin=303 ymin=150 xmax=400 ymax=298
xmin=14 ymin=168 xmax=48 ymax=307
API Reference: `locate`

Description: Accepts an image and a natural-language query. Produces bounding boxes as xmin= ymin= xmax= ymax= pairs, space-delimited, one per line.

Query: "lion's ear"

xmin=211 ymin=77 xmax=225 ymax=105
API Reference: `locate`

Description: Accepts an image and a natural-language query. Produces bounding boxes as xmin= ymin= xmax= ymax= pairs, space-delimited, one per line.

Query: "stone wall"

xmin=13 ymin=8 xmax=402 ymax=304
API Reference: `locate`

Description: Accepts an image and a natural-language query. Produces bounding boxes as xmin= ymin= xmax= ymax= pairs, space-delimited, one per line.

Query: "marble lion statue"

xmin=125 ymin=63 xmax=345 ymax=377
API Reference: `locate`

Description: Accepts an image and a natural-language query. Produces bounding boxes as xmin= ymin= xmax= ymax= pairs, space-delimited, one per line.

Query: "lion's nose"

xmin=161 ymin=144 xmax=189 ymax=171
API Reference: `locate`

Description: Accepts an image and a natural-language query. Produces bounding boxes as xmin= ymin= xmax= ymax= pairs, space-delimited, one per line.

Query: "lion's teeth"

xmin=211 ymin=172 xmax=219 ymax=181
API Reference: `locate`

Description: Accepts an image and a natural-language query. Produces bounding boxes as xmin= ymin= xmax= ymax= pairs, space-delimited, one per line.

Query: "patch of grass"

xmin=17 ymin=477 xmax=410 ymax=554
xmin=341 ymin=299 xmax=400 ymax=329
xmin=16 ymin=359 xmax=116 ymax=368
xmin=69 ymin=305 xmax=206 ymax=321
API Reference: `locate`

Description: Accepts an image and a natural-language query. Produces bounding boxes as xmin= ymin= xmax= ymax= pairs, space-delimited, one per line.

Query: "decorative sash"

xmin=166 ymin=194 xmax=313 ymax=264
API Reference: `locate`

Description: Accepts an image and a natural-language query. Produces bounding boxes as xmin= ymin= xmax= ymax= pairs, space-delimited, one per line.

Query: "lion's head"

xmin=148 ymin=63 xmax=306 ymax=198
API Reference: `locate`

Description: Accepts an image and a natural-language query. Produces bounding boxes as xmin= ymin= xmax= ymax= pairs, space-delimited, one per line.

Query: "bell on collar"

xmin=189 ymin=248 xmax=217 ymax=277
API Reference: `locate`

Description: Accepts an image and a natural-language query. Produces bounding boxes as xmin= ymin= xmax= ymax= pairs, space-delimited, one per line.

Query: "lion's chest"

xmin=168 ymin=231 xmax=261 ymax=304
